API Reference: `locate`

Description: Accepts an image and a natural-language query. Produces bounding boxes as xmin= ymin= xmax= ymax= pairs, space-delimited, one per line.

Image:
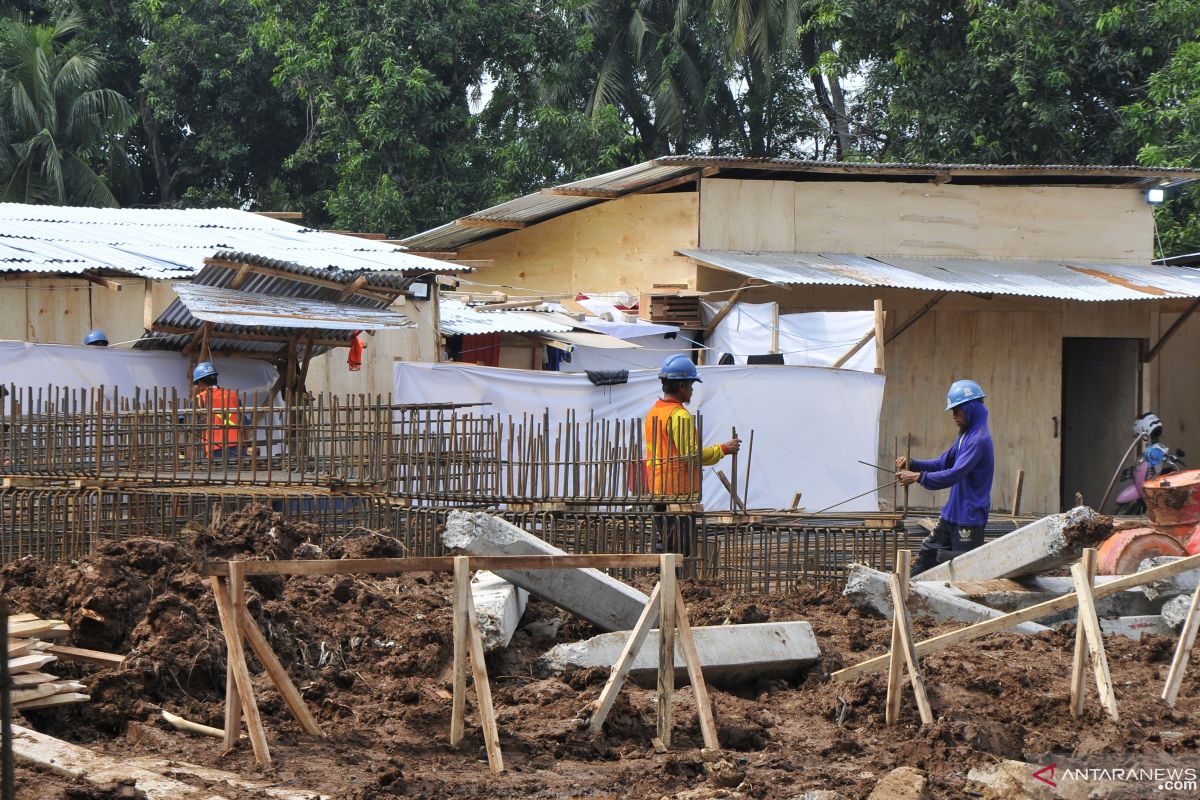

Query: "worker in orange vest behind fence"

xmin=192 ymin=361 xmax=245 ymax=460
xmin=644 ymin=354 xmax=740 ymax=557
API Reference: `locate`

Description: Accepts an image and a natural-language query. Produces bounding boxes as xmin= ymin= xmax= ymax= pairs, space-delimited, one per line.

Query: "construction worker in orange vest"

xmin=192 ymin=361 xmax=245 ymax=460
xmin=645 ymin=354 xmax=740 ymax=556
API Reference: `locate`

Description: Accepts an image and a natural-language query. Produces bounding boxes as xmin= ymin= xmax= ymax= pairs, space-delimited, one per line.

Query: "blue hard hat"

xmin=83 ymin=329 xmax=108 ymax=346
xmin=946 ymin=379 xmax=985 ymax=411
xmin=659 ymin=353 xmax=701 ymax=382
xmin=193 ymin=361 xmax=218 ymax=383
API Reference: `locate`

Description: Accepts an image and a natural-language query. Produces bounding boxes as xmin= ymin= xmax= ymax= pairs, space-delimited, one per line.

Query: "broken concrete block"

xmin=952 ymin=576 xmax=1154 ymax=617
xmin=471 ymin=571 xmax=528 ymax=653
xmin=844 ymin=565 xmax=1050 ymax=633
xmin=867 ymin=766 xmax=929 ymax=800
xmin=1135 ymin=556 xmax=1200 ymax=604
xmin=915 ymin=506 xmax=1110 ymax=583
xmin=538 ymin=621 xmax=819 ymax=686
xmin=443 ymin=510 xmax=648 ymax=632
xmin=1098 ymin=615 xmax=1172 ymax=640
xmin=967 ymin=760 xmax=1092 ymax=800
xmin=1162 ymin=594 xmax=1194 ymax=630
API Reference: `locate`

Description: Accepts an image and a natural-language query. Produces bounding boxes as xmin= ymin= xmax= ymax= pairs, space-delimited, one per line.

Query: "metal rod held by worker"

xmin=810 ymin=478 xmax=901 ymax=516
xmin=858 ymin=460 xmax=893 ymax=473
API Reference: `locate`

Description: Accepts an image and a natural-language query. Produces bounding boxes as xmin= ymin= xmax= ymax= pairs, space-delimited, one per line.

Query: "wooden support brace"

xmin=716 ymin=471 xmax=746 ymax=513
xmin=889 ymin=572 xmax=933 ymax=725
xmin=237 ymin=606 xmax=323 ymax=737
xmin=830 ymin=329 xmax=874 ymax=370
xmin=450 ymin=557 xmax=469 ymax=746
xmin=209 ymin=568 xmax=270 ymax=764
xmin=1070 ymin=549 xmax=1096 ymax=718
xmin=885 ymin=550 xmax=912 ymax=726
xmin=464 ymin=564 xmax=504 ymax=774
xmin=674 ymin=584 xmax=719 ymax=750
xmin=1071 ymin=560 xmax=1119 ymax=721
xmin=873 ymin=299 xmax=885 ymax=374
xmin=1162 ymin=576 xmax=1200 ymax=707
xmin=703 ymin=280 xmax=755 ymax=335
xmin=588 ymin=584 xmax=663 ymax=733
xmin=658 ymin=554 xmax=677 ymax=747
xmin=1011 ymin=468 xmax=1025 ymax=518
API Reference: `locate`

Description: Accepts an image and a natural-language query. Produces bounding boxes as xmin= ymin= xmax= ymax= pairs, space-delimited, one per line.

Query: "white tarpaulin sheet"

xmin=0 ymin=341 xmax=278 ymax=402
xmin=395 ymin=361 xmax=884 ymax=512
xmin=559 ymin=333 xmax=691 ymax=374
xmin=700 ymin=302 xmax=876 ymax=372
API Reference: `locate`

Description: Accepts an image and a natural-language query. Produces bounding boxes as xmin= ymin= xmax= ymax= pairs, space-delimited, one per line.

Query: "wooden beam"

xmin=228 ymin=264 xmax=254 ymax=290
xmin=704 ymin=279 xmax=756 ymax=334
xmin=324 ymin=230 xmax=388 ymax=240
xmin=1162 ymin=577 xmax=1200 ymax=706
xmin=541 ymin=187 xmax=622 ymax=199
xmin=1070 ymin=548 xmax=1096 ymax=718
xmin=833 ymin=550 xmax=1200 ymax=683
xmin=884 ymin=292 xmax=948 ymax=345
xmin=464 ymin=563 xmax=504 ymax=773
xmin=890 ymin=572 xmax=933 ymax=724
xmin=657 ymin=554 xmax=677 ymax=748
xmin=201 ymin=554 xmax=663 ymax=577
xmin=152 ymin=325 xmax=348 ymax=349
xmin=237 ymin=605 xmax=323 ymax=737
xmin=80 ymin=274 xmax=122 ymax=292
xmin=203 ymin=258 xmax=400 ymax=304
xmin=253 ymin=211 xmax=303 ymax=220
xmin=450 ymin=557 xmax=469 ymax=747
xmin=43 ymin=645 xmax=124 ymax=668
xmin=1071 ymin=560 xmax=1119 ymax=721
xmin=632 ymin=167 xmax=718 ymax=195
xmin=455 ymin=218 xmax=527 ymax=230
xmin=589 ymin=583 xmax=662 ymax=733
xmin=831 ymin=329 xmax=875 ymax=369
xmin=1144 ymin=296 xmax=1200 ymax=363
xmin=873 ymin=299 xmax=885 ymax=374
xmin=673 ymin=584 xmax=719 ymax=750
xmin=209 ymin=571 xmax=270 ymax=764
xmin=885 ymin=550 xmax=911 ymax=726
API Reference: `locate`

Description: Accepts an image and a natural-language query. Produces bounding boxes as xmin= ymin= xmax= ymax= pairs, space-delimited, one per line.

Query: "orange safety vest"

xmin=195 ymin=386 xmax=241 ymax=454
xmin=644 ymin=399 xmax=700 ymax=497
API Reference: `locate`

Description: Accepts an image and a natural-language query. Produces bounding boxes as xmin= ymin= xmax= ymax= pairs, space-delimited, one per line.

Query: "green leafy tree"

xmin=0 ymin=12 xmax=137 ymax=205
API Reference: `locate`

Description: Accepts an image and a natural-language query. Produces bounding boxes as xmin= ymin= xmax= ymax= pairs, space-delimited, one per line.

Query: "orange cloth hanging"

xmin=348 ymin=331 xmax=364 ymax=371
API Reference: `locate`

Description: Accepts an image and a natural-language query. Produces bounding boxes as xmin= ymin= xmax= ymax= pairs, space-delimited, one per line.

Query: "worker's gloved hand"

xmin=895 ymin=456 xmax=909 ymax=470
xmin=722 ymin=438 xmax=742 ymax=455
xmin=896 ymin=469 xmax=921 ymax=486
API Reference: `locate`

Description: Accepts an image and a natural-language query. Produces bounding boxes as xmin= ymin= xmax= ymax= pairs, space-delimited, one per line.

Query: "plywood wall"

xmin=0 ymin=276 xmax=178 ymax=347
xmin=699 ymin=178 xmax=1154 ymax=261
xmin=1150 ymin=310 xmax=1200 ymax=475
xmin=458 ymin=192 xmax=700 ymax=294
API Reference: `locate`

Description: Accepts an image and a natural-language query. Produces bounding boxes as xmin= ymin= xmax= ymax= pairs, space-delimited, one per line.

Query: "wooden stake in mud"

xmin=1070 ymin=556 xmax=1119 ymax=721
xmin=589 ymin=584 xmax=662 ymax=733
xmin=887 ymin=562 xmax=932 ymax=725
xmin=209 ymin=564 xmax=270 ymax=765
xmin=1162 ymin=574 xmax=1200 ymax=707
xmin=657 ymin=553 xmax=677 ymax=747
xmin=673 ymin=584 xmax=719 ymax=750
xmin=1070 ymin=548 xmax=1096 ymax=718
xmin=885 ymin=550 xmax=912 ymax=726
xmin=450 ymin=557 xmax=470 ymax=746
xmin=450 ymin=556 xmax=503 ymax=773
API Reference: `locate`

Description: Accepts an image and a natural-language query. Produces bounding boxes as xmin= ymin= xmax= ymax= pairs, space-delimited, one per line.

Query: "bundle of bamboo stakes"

xmin=8 ymin=614 xmax=91 ymax=711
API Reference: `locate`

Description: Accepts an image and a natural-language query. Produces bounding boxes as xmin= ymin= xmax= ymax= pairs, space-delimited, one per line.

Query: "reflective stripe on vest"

xmin=196 ymin=386 xmax=241 ymax=452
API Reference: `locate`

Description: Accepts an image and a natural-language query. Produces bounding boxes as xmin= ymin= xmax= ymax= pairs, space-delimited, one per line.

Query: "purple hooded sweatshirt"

xmin=910 ymin=400 xmax=994 ymax=527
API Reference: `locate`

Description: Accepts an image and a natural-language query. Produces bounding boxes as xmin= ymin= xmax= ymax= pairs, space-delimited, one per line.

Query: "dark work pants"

xmin=652 ymin=503 xmax=694 ymax=559
xmin=913 ymin=517 xmax=985 ymax=574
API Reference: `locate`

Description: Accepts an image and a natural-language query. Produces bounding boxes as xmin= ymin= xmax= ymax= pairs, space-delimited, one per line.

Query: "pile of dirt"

xmin=3 ymin=515 xmax=1198 ymax=799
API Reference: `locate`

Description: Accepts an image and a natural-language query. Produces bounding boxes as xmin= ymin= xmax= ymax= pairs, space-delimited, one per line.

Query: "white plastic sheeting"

xmin=0 ymin=341 xmax=278 ymax=401
xmin=700 ymin=302 xmax=876 ymax=372
xmin=558 ymin=333 xmax=691 ymax=373
xmin=394 ymin=362 xmax=884 ymax=512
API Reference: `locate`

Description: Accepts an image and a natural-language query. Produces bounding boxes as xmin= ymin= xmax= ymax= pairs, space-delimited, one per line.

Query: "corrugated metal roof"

xmin=677 ymin=250 xmax=1200 ymax=301
xmin=0 ymin=203 xmax=461 ymax=278
xmin=439 ymin=299 xmax=576 ymax=336
xmin=399 ymin=157 xmax=1200 ymax=252
xmin=173 ymin=283 xmax=414 ymax=330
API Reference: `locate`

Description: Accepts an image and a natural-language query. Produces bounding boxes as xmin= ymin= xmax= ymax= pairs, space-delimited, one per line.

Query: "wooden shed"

xmin=401 ymin=158 xmax=1200 ymax=515
xmin=0 ymin=204 xmax=452 ymax=398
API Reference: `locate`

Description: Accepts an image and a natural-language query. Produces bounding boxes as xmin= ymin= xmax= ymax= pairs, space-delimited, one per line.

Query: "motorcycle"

xmin=1105 ymin=413 xmax=1186 ymax=515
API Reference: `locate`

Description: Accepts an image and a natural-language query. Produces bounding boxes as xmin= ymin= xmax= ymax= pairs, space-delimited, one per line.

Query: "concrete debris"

xmin=1162 ymin=593 xmax=1194 ymax=630
xmin=1097 ymin=615 xmax=1173 ymax=640
xmin=538 ymin=621 xmax=820 ymax=687
xmin=915 ymin=506 xmax=1110 ymax=583
xmin=1134 ymin=556 xmax=1200 ymax=604
xmin=844 ymin=565 xmax=1050 ymax=633
xmin=952 ymin=576 xmax=1154 ymax=617
xmin=787 ymin=792 xmax=846 ymax=800
xmin=443 ymin=510 xmax=648 ymax=631
xmin=866 ymin=766 xmax=930 ymax=800
xmin=470 ymin=571 xmax=528 ymax=653
xmin=966 ymin=759 xmax=1102 ymax=800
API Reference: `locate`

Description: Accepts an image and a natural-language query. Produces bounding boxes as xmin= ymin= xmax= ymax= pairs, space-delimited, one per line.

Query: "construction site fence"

xmin=0 ymin=388 xmax=703 ymax=504
xmin=0 ymin=488 xmax=909 ymax=592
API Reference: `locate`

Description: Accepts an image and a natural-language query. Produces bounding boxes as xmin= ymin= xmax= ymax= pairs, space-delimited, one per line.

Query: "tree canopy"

xmin=3 ymin=0 xmax=1200 ymax=253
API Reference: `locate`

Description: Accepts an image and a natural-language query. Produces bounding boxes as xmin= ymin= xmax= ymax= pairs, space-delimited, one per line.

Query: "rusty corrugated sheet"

xmin=172 ymin=284 xmax=414 ymax=330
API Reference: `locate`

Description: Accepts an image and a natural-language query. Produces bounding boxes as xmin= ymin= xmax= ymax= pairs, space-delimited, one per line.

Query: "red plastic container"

xmin=1143 ymin=469 xmax=1200 ymax=535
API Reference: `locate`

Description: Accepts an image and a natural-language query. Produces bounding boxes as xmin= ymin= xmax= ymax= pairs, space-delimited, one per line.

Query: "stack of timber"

xmin=643 ymin=293 xmax=702 ymax=327
xmin=8 ymin=614 xmax=108 ymax=711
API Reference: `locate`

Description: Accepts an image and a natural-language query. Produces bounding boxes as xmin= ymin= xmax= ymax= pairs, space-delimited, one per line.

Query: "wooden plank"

xmin=1070 ymin=549 xmax=1096 ymax=718
xmin=831 ymin=329 xmax=875 ymax=370
xmin=8 ymin=620 xmax=65 ymax=638
xmin=702 ymin=280 xmax=755 ymax=334
xmin=1071 ymin=561 xmax=1119 ymax=721
xmin=657 ymin=554 xmax=677 ymax=748
xmin=15 ymin=692 xmax=90 ymax=710
xmin=209 ymin=573 xmax=270 ymax=765
xmin=450 ymin=557 xmax=469 ymax=747
xmin=1011 ymin=468 xmax=1025 ymax=517
xmin=8 ymin=613 xmax=38 ymax=623
xmin=456 ymin=217 xmax=528 ymax=230
xmin=236 ymin=606 xmax=323 ymax=737
xmin=44 ymin=645 xmax=124 ymax=668
xmin=11 ymin=671 xmax=57 ymax=688
xmin=201 ymin=554 xmax=662 ymax=577
xmin=833 ymin=550 xmax=1200 ymax=683
xmin=1161 ymin=579 xmax=1200 ymax=707
xmin=884 ymin=292 xmax=948 ymax=345
xmin=8 ymin=640 xmax=32 ymax=658
xmin=11 ymin=683 xmax=63 ymax=705
xmin=464 ymin=572 xmax=504 ymax=774
xmin=12 ymin=724 xmax=232 ymax=800
xmin=890 ymin=573 xmax=933 ymax=725
xmin=8 ymin=654 xmax=56 ymax=675
xmin=588 ymin=584 xmax=663 ymax=733
xmin=125 ymin=758 xmax=328 ymax=800
xmin=673 ymin=584 xmax=719 ymax=750
xmin=885 ymin=550 xmax=912 ymax=726
xmin=873 ymin=299 xmax=885 ymax=374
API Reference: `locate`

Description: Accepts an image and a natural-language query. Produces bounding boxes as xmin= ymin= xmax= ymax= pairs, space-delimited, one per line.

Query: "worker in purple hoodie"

xmin=896 ymin=379 xmax=995 ymax=574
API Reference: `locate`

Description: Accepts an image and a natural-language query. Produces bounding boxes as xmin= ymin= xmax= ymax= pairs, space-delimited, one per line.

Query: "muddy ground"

xmin=2 ymin=505 xmax=1198 ymax=799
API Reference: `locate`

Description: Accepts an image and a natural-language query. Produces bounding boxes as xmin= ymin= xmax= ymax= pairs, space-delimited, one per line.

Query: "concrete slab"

xmin=915 ymin=506 xmax=1110 ymax=583
xmin=845 ymin=565 xmax=1051 ymax=633
xmin=471 ymin=571 xmax=528 ymax=653
xmin=443 ymin=510 xmax=648 ymax=632
xmin=1098 ymin=615 xmax=1172 ymax=640
xmin=1134 ymin=556 xmax=1200 ymax=604
xmin=538 ymin=621 xmax=820 ymax=686
xmin=952 ymin=576 xmax=1155 ymax=617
